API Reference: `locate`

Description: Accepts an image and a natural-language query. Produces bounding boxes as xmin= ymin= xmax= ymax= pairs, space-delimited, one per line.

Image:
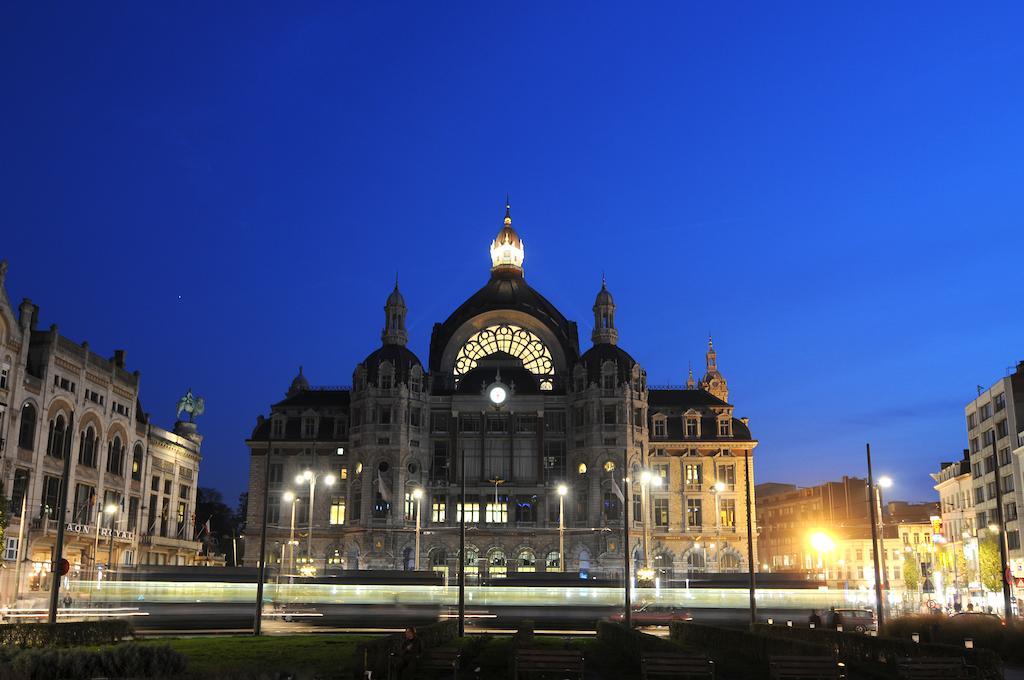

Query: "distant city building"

xmin=243 ymin=205 xmax=759 ymax=579
xmin=931 ymin=451 xmax=975 ymax=543
xmin=963 ymin=360 xmax=1024 ymax=573
xmin=756 ymin=476 xmax=871 ymax=572
xmin=0 ymin=260 xmax=204 ymax=603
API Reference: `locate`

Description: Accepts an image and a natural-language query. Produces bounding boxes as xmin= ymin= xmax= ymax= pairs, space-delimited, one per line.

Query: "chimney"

xmin=113 ymin=349 xmax=126 ymax=368
xmin=18 ymin=298 xmax=36 ymax=331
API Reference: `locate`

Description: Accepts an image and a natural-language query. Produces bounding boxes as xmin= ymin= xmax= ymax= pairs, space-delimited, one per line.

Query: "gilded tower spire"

xmin=700 ymin=334 xmax=728 ymax=401
xmin=490 ymin=198 xmax=525 ymax=274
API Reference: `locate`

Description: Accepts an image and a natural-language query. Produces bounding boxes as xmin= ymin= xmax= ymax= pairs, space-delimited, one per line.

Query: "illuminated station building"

xmin=244 ymin=205 xmax=758 ymax=579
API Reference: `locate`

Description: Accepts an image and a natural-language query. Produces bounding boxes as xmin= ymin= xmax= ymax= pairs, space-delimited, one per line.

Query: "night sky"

xmin=2 ymin=3 xmax=1022 ymax=506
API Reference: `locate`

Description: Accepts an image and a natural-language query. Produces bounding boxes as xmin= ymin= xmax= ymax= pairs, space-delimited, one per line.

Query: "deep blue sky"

xmin=2 ymin=3 xmax=1022 ymax=506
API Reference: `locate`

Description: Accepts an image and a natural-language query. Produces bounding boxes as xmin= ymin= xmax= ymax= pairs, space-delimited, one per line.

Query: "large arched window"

xmin=132 ymin=443 xmax=144 ymax=480
xmin=18 ymin=403 xmax=37 ymax=449
xmin=46 ymin=414 xmax=67 ymax=458
xmin=107 ymin=435 xmax=125 ymax=476
xmin=453 ymin=324 xmax=554 ymax=390
xmin=79 ymin=426 xmax=98 ymax=467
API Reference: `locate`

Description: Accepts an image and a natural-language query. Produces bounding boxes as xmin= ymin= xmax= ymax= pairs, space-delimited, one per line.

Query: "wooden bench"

xmin=896 ymin=657 xmax=978 ymax=679
xmin=768 ymin=655 xmax=846 ymax=679
xmin=389 ymin=646 xmax=462 ymax=680
xmin=641 ymin=651 xmax=715 ymax=679
xmin=513 ymin=648 xmax=585 ymax=679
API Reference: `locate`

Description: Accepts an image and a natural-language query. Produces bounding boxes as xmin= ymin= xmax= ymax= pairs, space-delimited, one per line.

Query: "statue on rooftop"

xmin=176 ymin=388 xmax=205 ymax=423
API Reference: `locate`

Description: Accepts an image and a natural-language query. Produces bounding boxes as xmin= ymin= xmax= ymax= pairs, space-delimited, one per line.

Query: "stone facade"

xmin=243 ymin=205 xmax=758 ymax=580
xmin=0 ymin=260 xmax=203 ymax=603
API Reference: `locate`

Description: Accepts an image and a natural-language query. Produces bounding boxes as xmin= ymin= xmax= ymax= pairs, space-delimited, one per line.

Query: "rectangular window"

xmin=267 ymin=495 xmax=281 ymax=525
xmin=404 ymin=492 xmax=416 ymax=521
xmin=179 ymin=485 xmax=190 ymax=500
xmin=972 ymin=462 xmax=981 ymax=478
xmin=968 ymin=412 xmax=977 ymax=429
xmin=574 ymin=406 xmax=586 ymax=428
xmin=603 ymin=405 xmax=618 ymax=425
xmin=633 ymin=408 xmax=643 ymax=427
xmin=653 ymin=419 xmax=666 ymax=437
xmin=855 ymin=548 xmax=863 ymax=561
xmin=544 ymin=411 xmax=566 ymax=433
xmin=995 ymin=393 xmax=1006 ymax=412
xmin=456 ymin=499 xmax=480 ymax=523
xmin=409 ymin=408 xmax=421 ymax=428
xmin=719 ymin=498 xmax=736 ymax=527
xmin=379 ymin=374 xmax=392 ymax=390
xmin=543 ymin=441 xmax=566 ymax=480
xmin=1009 ymin=531 xmax=1021 ymax=551
xmin=686 ymin=499 xmax=702 ymax=528
xmin=127 ymin=497 xmax=139 ymax=532
xmin=514 ymin=495 xmax=537 ymax=523
xmin=971 ymin=438 xmax=980 ymax=454
xmin=983 ymin=430 xmax=995 ymax=447
xmin=431 ymin=495 xmax=447 ymax=523
xmin=378 ymin=407 xmax=392 ymax=425
xmin=485 ymin=501 xmax=508 ymax=524
xmin=41 ymin=476 xmax=62 ymax=517
xmin=685 ymin=418 xmax=698 ymax=437
xmin=717 ymin=464 xmax=736 ymax=487
xmin=0 ymin=363 xmax=8 ymax=390
xmin=976 ymin=511 xmax=987 ymax=529
xmin=1000 ymin=447 xmax=1013 ymax=467
xmin=980 ymin=403 xmax=992 ymax=421
xmin=431 ymin=441 xmax=450 ymax=483
xmin=718 ymin=419 xmax=731 ymax=436
xmin=1006 ymin=503 xmax=1018 ymax=521
xmin=329 ymin=496 xmax=346 ymax=525
xmin=431 ymin=412 xmax=449 ymax=432
xmin=632 ymin=493 xmax=642 ymax=522
xmin=988 ymin=481 xmax=997 ymax=500
xmin=603 ymin=493 xmax=621 ymax=522
xmin=654 ymin=463 xmax=669 ymax=486
xmin=997 ymin=420 xmax=1008 ymax=439
xmin=684 ymin=463 xmax=702 ymax=488
xmin=1004 ymin=474 xmax=1015 ymax=493
xmin=460 ymin=415 xmax=480 ymax=433
xmin=516 ymin=415 xmax=537 ymax=433
xmin=487 ymin=415 xmax=506 ymax=433
xmin=654 ymin=497 xmax=669 ymax=527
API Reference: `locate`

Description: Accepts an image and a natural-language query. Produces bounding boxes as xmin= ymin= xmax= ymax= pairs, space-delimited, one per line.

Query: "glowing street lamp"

xmin=296 ymin=469 xmax=335 ymax=569
xmin=282 ymin=491 xmax=300 ymax=579
xmin=412 ymin=487 xmax=424 ymax=570
xmin=809 ymin=531 xmax=834 ymax=578
xmin=557 ymin=484 xmax=568 ymax=572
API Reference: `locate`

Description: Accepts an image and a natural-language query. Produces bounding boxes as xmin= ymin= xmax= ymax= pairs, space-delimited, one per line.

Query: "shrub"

xmin=596 ymin=621 xmax=684 ymax=665
xmin=0 ymin=642 xmax=186 ymax=680
xmin=753 ymin=622 xmax=1003 ymax=680
xmin=886 ymin=614 xmax=1024 ymax=664
xmin=0 ymin=620 xmax=133 ymax=649
xmin=669 ymin=621 xmax=833 ymax=666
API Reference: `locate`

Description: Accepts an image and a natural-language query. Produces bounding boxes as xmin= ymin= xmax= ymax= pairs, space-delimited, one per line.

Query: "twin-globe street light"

xmin=293 ymin=470 xmax=335 ymax=573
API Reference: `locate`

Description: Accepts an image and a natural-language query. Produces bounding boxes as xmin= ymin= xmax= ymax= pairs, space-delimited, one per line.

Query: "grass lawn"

xmin=137 ymin=634 xmax=374 ymax=679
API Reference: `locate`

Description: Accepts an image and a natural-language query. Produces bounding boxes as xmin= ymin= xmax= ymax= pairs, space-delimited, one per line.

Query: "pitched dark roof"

xmin=428 ymin=270 xmax=580 ymax=372
xmin=273 ymin=389 xmax=351 ymax=409
xmin=647 ymin=388 xmax=753 ymax=442
xmin=648 ymin=389 xmax=730 ymax=408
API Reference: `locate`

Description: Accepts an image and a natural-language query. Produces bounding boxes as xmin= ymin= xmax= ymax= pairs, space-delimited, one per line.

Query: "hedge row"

xmin=596 ymin=621 xmax=685 ymax=666
xmin=886 ymin=614 xmax=1024 ymax=664
xmin=353 ymin=619 xmax=459 ymax=679
xmin=669 ymin=621 xmax=834 ymax=666
xmin=753 ymin=623 xmax=1002 ymax=680
xmin=0 ymin=643 xmax=185 ymax=680
xmin=0 ymin=620 xmax=133 ymax=649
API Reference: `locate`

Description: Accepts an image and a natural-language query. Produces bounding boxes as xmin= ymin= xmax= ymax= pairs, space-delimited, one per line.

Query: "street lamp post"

xmin=283 ymin=491 xmax=299 ymax=580
xmin=989 ymin=438 xmax=1014 ymax=625
xmin=104 ymin=504 xmax=119 ymax=577
xmin=865 ymin=443 xmax=886 ymax=631
xmin=412 ymin=487 xmax=424 ymax=570
xmin=877 ymin=476 xmax=893 ymax=590
xmin=557 ymin=484 xmax=568 ymax=572
xmin=295 ymin=469 xmax=336 ymax=571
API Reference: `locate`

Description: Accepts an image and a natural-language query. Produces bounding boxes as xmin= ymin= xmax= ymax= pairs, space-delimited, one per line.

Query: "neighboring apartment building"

xmin=825 ymin=520 xmax=935 ymax=594
xmin=243 ymin=205 xmax=759 ymax=578
xmin=0 ymin=260 xmax=203 ymax=603
xmin=964 ymin=361 xmax=1024 ymax=574
xmin=756 ymin=476 xmax=871 ymax=572
xmin=932 ymin=451 xmax=974 ymax=546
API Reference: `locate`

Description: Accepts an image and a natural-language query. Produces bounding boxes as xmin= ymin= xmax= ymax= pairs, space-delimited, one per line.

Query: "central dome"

xmin=489 ymin=201 xmax=524 ymax=272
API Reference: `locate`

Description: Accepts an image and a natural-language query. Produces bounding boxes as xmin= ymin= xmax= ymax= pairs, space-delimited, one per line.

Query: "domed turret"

xmin=287 ymin=366 xmax=310 ymax=397
xmin=591 ymin=275 xmax=618 ymax=346
xmin=382 ymin=278 xmax=408 ymax=346
xmin=489 ymin=200 xmax=525 ymax=274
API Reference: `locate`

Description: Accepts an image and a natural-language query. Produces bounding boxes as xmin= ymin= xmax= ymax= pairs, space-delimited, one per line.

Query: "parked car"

xmin=950 ymin=611 xmax=1005 ymax=626
xmin=835 ymin=608 xmax=876 ymax=632
xmin=611 ymin=604 xmax=693 ymax=627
